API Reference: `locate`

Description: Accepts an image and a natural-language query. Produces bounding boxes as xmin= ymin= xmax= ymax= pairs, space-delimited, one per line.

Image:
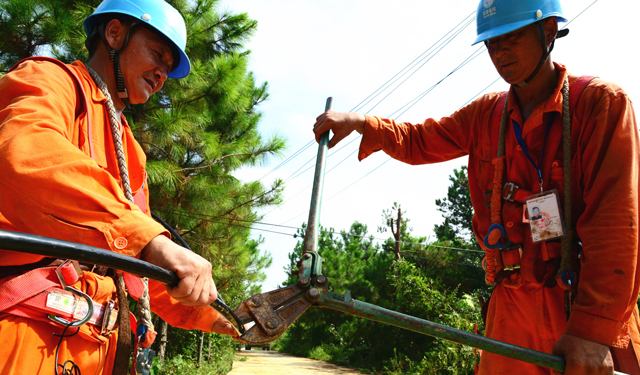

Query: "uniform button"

xmin=551 ymin=161 xmax=559 ymax=168
xmin=516 ymin=145 xmax=523 ymax=151
xmin=506 ymin=222 xmax=514 ymax=228
xmin=114 ymin=237 xmax=128 ymax=249
xmin=359 ymin=153 xmax=366 ymax=159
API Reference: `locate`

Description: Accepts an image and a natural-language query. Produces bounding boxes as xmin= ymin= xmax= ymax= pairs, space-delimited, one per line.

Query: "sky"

xmin=215 ymin=0 xmax=640 ymax=292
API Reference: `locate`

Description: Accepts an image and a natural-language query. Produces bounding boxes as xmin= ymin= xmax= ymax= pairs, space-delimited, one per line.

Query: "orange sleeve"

xmin=357 ymin=94 xmax=498 ymax=164
xmin=565 ymin=80 xmax=640 ymax=346
xmin=147 ymin=280 xmax=221 ymax=332
xmin=0 ymin=60 xmax=165 ymax=258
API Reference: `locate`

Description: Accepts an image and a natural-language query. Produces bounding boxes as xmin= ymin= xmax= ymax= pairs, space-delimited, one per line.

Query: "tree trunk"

xmin=391 ymin=207 xmax=402 ymax=261
xmin=207 ymin=335 xmax=212 ymax=362
xmin=157 ymin=318 xmax=168 ymax=362
xmin=198 ymin=331 xmax=205 ymax=366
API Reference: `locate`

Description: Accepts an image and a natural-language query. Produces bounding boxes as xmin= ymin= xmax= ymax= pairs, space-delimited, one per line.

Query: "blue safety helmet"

xmin=473 ymin=0 xmax=568 ymax=46
xmin=84 ymin=0 xmax=190 ymax=79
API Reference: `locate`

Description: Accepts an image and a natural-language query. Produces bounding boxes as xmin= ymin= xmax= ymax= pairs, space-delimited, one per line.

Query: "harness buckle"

xmin=54 ymin=260 xmax=83 ymax=289
xmin=499 ymin=246 xmax=523 ymax=271
xmin=502 ymin=182 xmax=519 ymax=202
xmin=101 ymin=300 xmax=119 ymax=336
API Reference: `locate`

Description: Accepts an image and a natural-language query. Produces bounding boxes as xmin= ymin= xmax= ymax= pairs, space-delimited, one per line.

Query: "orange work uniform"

xmin=0 ymin=59 xmax=224 ymax=374
xmin=358 ymin=63 xmax=640 ymax=374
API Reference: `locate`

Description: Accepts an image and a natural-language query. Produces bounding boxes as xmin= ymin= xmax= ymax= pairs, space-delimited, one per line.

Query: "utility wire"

xmin=157 ymin=209 xmax=484 ymax=254
xmin=401 ymin=252 xmax=483 ymax=269
xmin=389 ymin=46 xmax=486 ymax=119
xmin=265 ymin=1 xmax=599 ymax=222
xmin=351 ymin=11 xmax=475 ymax=113
xmin=258 ymin=140 xmax=315 ymax=181
xmin=366 ymin=17 xmax=475 ymax=115
xmin=255 ymin=11 xmax=475 ymax=185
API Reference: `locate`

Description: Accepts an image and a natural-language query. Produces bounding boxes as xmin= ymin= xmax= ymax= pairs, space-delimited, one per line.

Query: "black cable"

xmin=151 ymin=211 xmax=191 ymax=250
xmin=150 ymin=212 xmax=246 ymax=335
xmin=54 ymin=322 xmax=82 ymax=375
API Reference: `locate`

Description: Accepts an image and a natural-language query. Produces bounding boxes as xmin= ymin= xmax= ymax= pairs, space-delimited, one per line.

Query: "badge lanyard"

xmin=512 ymin=112 xmax=557 ymax=192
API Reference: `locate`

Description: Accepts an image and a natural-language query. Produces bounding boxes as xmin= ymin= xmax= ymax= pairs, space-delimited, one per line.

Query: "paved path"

xmin=229 ymin=350 xmax=364 ymax=375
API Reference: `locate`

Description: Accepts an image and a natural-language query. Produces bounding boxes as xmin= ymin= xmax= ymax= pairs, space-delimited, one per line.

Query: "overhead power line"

xmin=255 ymin=11 xmax=476 ymax=185
xmin=263 ymin=1 xmax=600 ymax=224
xmin=156 ymin=209 xmax=484 ymax=254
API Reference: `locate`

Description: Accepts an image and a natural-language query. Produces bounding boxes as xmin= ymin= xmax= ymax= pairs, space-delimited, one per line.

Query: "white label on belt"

xmin=73 ymin=297 xmax=90 ymax=321
xmin=46 ymin=290 xmax=76 ymax=315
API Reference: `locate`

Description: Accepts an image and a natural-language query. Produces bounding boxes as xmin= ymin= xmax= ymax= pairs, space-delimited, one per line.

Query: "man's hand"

xmin=212 ymin=315 xmax=240 ymax=337
xmin=552 ymin=334 xmax=614 ymax=375
xmin=141 ymin=235 xmax=218 ymax=307
xmin=313 ymin=111 xmax=366 ymax=148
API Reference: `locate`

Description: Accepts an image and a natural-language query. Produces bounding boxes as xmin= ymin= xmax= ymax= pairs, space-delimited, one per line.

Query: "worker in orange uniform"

xmin=313 ymin=0 xmax=640 ymax=374
xmin=0 ymin=0 xmax=237 ymax=374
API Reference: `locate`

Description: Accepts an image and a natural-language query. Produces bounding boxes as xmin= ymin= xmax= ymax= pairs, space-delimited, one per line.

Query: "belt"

xmin=502 ymin=182 xmax=534 ymax=204
xmin=0 ymin=260 xmax=118 ymax=335
xmin=493 ymin=242 xmax=562 ymax=273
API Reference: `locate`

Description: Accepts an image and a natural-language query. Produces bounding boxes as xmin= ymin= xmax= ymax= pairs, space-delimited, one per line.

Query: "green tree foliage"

xmin=276 ymin=212 xmax=484 ymax=374
xmin=434 ymin=166 xmax=474 ymax=243
xmin=1 ymin=0 xmax=280 ymax=368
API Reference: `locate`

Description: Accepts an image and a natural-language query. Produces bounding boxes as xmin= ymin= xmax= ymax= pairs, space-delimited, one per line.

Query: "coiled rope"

xmin=87 ymin=67 xmax=154 ymax=332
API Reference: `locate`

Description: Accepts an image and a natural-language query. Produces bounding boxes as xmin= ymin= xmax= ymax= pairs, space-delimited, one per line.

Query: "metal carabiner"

xmin=483 ymin=223 xmax=512 ymax=250
xmin=48 ymin=286 xmax=94 ymax=328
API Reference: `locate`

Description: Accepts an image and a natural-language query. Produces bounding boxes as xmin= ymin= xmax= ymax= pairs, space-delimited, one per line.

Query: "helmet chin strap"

xmin=515 ymin=21 xmax=555 ymax=88
xmin=98 ymin=21 xmax=138 ymax=108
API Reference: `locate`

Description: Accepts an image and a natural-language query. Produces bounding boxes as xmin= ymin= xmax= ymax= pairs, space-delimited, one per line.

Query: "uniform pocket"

xmin=472 ymin=144 xmax=492 ymax=206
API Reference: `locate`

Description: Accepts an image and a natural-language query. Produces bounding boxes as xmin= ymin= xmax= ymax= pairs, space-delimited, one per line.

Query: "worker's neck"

xmin=86 ymin=55 xmax=125 ymax=118
xmin=512 ymin=59 xmax=558 ymax=123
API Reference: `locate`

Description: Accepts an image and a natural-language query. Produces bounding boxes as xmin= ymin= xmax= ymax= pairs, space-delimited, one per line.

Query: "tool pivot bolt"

xmin=308 ymin=288 xmax=320 ymax=300
xmin=266 ymin=318 xmax=278 ymax=329
xmin=299 ymin=277 xmax=309 ymax=286
xmin=317 ymin=276 xmax=327 ymax=284
xmin=252 ymin=297 xmax=262 ymax=307
xmin=303 ymin=253 xmax=311 ymax=259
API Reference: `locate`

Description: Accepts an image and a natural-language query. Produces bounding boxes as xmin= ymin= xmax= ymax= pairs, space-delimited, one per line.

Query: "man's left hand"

xmin=552 ymin=334 xmax=614 ymax=374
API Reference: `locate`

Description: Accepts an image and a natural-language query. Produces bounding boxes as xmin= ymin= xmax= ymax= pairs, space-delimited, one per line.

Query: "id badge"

xmin=525 ymin=189 xmax=565 ymax=243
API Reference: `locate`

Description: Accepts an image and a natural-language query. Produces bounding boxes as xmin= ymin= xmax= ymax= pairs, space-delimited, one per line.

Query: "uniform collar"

xmin=72 ymin=60 xmax=129 ymax=128
xmin=506 ymin=62 xmax=568 ymax=138
xmin=72 ymin=61 xmax=108 ymax=104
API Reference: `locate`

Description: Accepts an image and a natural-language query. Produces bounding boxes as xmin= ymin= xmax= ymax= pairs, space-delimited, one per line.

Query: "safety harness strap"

xmin=0 ymin=261 xmax=81 ymax=312
xmin=485 ymin=75 xmax=596 ymax=284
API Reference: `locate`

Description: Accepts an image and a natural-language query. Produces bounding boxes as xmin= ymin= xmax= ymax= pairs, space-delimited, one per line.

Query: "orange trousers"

xmin=0 ymin=272 xmax=119 ymax=375
xmin=479 ymin=283 xmax=640 ymax=374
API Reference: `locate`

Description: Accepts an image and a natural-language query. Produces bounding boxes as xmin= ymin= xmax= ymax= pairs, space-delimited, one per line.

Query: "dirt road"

xmin=229 ymin=350 xmax=364 ymax=375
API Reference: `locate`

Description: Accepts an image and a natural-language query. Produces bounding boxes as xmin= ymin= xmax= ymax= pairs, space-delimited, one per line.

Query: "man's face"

xmin=119 ymin=26 xmax=174 ymax=105
xmin=485 ymin=23 xmax=545 ymax=85
xmin=533 ymin=208 xmax=540 ymax=216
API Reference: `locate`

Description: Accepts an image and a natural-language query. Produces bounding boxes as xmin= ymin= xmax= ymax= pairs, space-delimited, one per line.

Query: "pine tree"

xmin=1 ymin=0 xmax=283 ymax=367
xmin=434 ymin=166 xmax=475 ymax=242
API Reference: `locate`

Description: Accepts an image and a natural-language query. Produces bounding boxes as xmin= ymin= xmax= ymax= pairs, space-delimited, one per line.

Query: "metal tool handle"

xmin=303 ymin=97 xmax=333 ymax=253
xmin=313 ymin=289 xmax=628 ymax=374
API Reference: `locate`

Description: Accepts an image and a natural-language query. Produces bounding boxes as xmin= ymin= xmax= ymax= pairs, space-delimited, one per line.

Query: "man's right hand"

xmin=313 ymin=111 xmax=366 ymax=148
xmin=141 ymin=235 xmax=218 ymax=307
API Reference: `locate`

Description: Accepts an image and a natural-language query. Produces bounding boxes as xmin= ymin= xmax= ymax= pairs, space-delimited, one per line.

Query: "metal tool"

xmin=231 ymin=97 xmax=628 ymax=374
